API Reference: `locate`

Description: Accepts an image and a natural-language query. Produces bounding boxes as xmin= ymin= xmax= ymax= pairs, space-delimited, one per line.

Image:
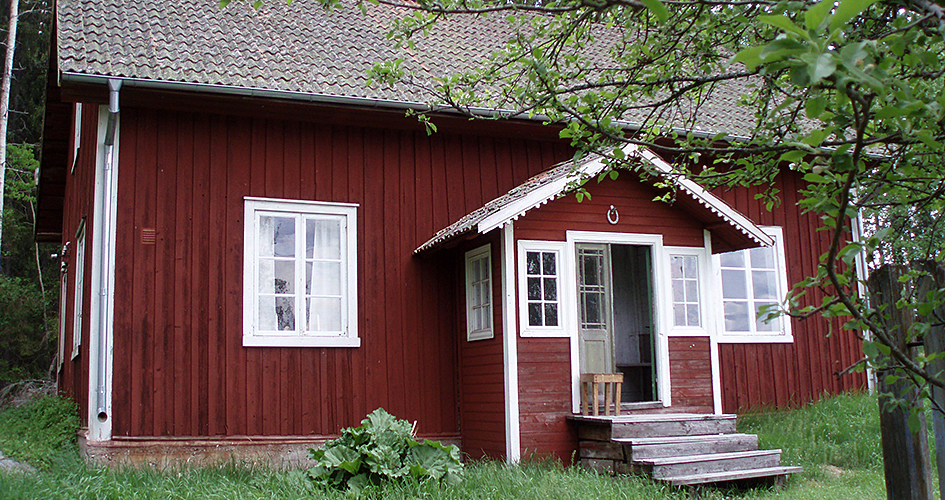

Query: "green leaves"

xmin=640 ymin=0 xmax=669 ymax=23
xmin=307 ymin=408 xmax=464 ymax=494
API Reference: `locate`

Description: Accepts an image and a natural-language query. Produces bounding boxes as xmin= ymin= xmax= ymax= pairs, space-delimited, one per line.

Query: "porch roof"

xmin=414 ymin=146 xmax=773 ymax=254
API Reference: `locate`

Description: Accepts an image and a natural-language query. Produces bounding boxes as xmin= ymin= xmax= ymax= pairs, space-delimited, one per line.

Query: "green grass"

xmin=0 ymin=394 xmax=79 ymax=470
xmin=0 ymin=392 xmax=891 ymax=499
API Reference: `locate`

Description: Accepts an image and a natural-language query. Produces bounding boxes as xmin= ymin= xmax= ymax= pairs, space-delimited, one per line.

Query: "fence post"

xmin=915 ymin=261 xmax=945 ymax=500
xmin=867 ymin=264 xmax=933 ymax=500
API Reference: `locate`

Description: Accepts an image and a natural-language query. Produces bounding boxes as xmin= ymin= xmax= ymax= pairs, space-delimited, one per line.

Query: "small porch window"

xmin=518 ymin=240 xmax=569 ymax=337
xmin=465 ymin=245 xmax=493 ymax=341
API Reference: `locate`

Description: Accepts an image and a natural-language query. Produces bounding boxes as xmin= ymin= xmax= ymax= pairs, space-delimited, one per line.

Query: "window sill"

xmin=243 ymin=335 xmax=361 ymax=348
xmin=716 ymin=333 xmax=794 ymax=344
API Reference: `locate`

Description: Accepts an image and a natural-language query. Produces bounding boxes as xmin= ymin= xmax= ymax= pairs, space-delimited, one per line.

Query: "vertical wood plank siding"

xmin=57 ymin=104 xmax=102 ymax=426
xmin=456 ymin=236 xmax=507 ymax=459
xmin=668 ymin=337 xmax=713 ymax=413
xmin=110 ymin=107 xmax=571 ymax=439
xmin=714 ymin=174 xmax=868 ymax=412
xmin=514 ymin=176 xmax=712 ymax=460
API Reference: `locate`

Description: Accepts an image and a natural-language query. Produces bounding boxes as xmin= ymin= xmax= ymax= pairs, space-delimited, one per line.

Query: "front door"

xmin=577 ymin=243 xmax=657 ymax=403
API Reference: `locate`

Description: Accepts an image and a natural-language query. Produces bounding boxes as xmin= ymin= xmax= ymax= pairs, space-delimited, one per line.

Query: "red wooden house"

xmin=38 ymin=0 xmax=866 ymax=466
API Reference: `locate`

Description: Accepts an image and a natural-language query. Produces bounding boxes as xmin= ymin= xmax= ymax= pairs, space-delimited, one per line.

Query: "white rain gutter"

xmin=59 ymin=72 xmax=748 ymax=143
xmin=95 ymin=78 xmax=121 ymax=422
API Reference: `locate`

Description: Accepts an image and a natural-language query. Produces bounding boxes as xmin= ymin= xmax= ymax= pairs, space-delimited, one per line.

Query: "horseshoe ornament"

xmin=607 ymin=205 xmax=619 ymax=225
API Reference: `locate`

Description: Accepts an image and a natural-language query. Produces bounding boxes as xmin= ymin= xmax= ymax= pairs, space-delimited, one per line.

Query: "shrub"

xmin=308 ymin=408 xmax=464 ymax=494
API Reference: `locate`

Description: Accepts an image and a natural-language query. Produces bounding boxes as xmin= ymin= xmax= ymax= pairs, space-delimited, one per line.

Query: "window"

xmin=243 ymin=197 xmax=359 ymax=347
xmin=670 ymin=254 xmax=701 ymax=328
xmin=72 ymin=223 xmax=86 ymax=359
xmin=58 ymin=254 xmax=69 ymax=369
xmin=465 ymin=245 xmax=493 ymax=341
xmin=717 ymin=226 xmax=791 ymax=340
xmin=518 ymin=241 xmax=568 ymax=337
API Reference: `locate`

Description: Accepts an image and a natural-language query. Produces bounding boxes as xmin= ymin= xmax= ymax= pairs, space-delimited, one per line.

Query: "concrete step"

xmin=659 ymin=465 xmax=804 ymax=486
xmin=635 ymin=449 xmax=784 ymax=479
xmin=617 ymin=433 xmax=759 ymax=460
xmin=573 ymin=413 xmax=738 ymax=440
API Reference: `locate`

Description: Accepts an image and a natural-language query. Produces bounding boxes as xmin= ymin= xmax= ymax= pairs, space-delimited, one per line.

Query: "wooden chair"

xmin=580 ymin=373 xmax=624 ymax=416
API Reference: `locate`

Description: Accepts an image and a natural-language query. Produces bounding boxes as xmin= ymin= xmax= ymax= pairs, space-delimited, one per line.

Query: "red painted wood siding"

xmin=455 ymin=235 xmax=507 ymax=459
xmin=668 ymin=337 xmax=713 ymax=413
xmin=110 ymin=106 xmax=571 ymax=438
xmin=57 ymin=103 xmax=102 ymax=426
xmin=514 ymin=174 xmax=706 ymax=247
xmin=714 ymin=171 xmax=867 ymax=412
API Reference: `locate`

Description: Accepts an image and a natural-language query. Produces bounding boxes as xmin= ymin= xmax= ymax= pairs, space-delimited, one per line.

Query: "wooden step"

xmin=573 ymin=413 xmax=737 ymax=441
xmin=617 ymin=433 xmax=758 ymax=460
xmin=659 ymin=465 xmax=804 ymax=486
xmin=635 ymin=449 xmax=783 ymax=479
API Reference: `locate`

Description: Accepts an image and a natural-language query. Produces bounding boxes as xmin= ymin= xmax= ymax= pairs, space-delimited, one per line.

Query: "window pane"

xmin=721 ymin=269 xmax=747 ymax=299
xmin=526 ymin=252 xmax=540 ymax=275
xmin=258 ymin=296 xmax=296 ymax=332
xmin=308 ymin=297 xmax=342 ymax=332
xmin=583 ymin=255 xmax=601 ymax=285
xmin=482 ymin=307 xmax=491 ymax=329
xmin=673 ymin=304 xmax=686 ymax=327
xmin=528 ymin=303 xmax=543 ymax=326
xmin=527 ymin=277 xmax=542 ymax=300
xmin=687 ymin=304 xmax=700 ymax=326
xmin=481 ymin=257 xmax=490 ymax=281
xmin=308 ymin=218 xmax=341 ymax=260
xmin=672 ymin=281 xmax=684 ymax=302
xmin=685 ymin=280 xmax=698 ymax=302
xmin=755 ymin=303 xmax=779 ymax=332
xmin=481 ymin=283 xmax=490 ymax=306
xmin=308 ymin=261 xmax=342 ymax=296
xmin=750 ymin=246 xmax=775 ymax=269
xmin=542 ymin=252 xmax=556 ymax=275
xmin=584 ymin=294 xmax=601 ymax=325
xmin=752 ymin=270 xmax=778 ymax=300
xmin=543 ymin=277 xmax=557 ymax=301
xmin=719 ymin=251 xmax=744 ymax=268
xmin=544 ymin=303 xmax=558 ymax=326
xmin=259 ymin=216 xmax=296 ymax=258
xmin=470 ymin=259 xmax=480 ymax=282
xmin=683 ymin=256 xmax=698 ymax=279
xmin=670 ymin=256 xmax=684 ymax=279
xmin=724 ymin=301 xmax=750 ymax=332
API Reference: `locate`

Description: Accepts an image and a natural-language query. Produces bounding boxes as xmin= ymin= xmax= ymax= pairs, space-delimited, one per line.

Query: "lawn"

xmin=0 ymin=392 xmax=890 ymax=499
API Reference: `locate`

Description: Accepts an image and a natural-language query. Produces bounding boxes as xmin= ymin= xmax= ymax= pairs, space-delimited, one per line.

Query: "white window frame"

xmin=712 ymin=226 xmax=793 ymax=343
xmin=72 ymin=222 xmax=86 ymax=359
xmin=465 ymin=244 xmax=494 ymax=341
xmin=665 ymin=246 xmax=710 ymax=336
xmin=518 ymin=240 xmax=571 ymax=338
xmin=242 ymin=197 xmax=360 ymax=348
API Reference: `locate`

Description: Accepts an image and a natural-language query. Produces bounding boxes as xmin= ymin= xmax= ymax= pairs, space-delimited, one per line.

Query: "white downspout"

xmin=91 ymin=79 xmax=120 ymax=436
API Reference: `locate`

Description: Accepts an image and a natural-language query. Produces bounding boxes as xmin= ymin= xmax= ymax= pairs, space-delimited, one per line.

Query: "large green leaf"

xmin=805 ymin=0 xmax=834 ymax=32
xmin=830 ymin=0 xmax=879 ymax=31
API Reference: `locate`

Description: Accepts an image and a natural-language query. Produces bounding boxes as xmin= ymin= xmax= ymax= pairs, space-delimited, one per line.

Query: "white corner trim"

xmin=705 ymin=230 xmax=724 ymax=415
xmin=501 ymin=223 xmax=521 ymax=462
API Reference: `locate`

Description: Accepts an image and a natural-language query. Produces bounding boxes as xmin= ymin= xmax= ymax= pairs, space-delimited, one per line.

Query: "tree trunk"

xmin=914 ymin=261 xmax=945 ymax=500
xmin=0 ymin=0 xmax=19 ymax=264
xmin=867 ymin=264 xmax=934 ymax=500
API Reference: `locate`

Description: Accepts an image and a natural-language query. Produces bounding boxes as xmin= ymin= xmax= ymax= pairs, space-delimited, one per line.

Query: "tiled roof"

xmin=414 ymin=146 xmax=772 ymax=253
xmin=57 ymin=0 xmax=760 ymax=136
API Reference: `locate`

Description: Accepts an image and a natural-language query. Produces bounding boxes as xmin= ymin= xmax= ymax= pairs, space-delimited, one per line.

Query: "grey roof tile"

xmin=58 ymin=0 xmax=760 ymax=135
